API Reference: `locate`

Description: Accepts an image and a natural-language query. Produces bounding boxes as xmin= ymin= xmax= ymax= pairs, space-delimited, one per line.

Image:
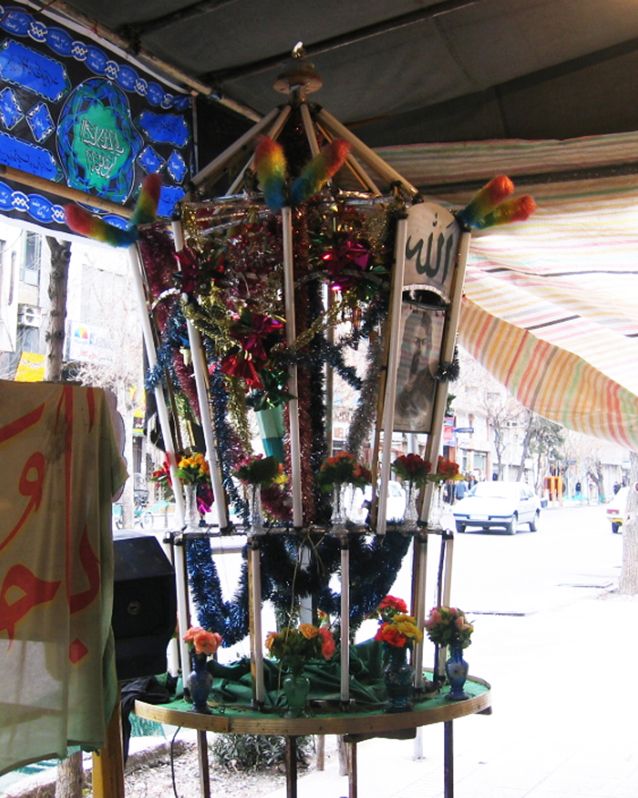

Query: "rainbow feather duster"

xmin=474 ymin=195 xmax=537 ymax=229
xmin=64 ymin=174 xmax=162 ymax=247
xmin=254 ymin=137 xmax=287 ymax=210
xmin=456 ymin=175 xmax=515 ymax=229
xmin=290 ymin=139 xmax=350 ymax=206
xmin=131 ymin=173 xmax=162 ymax=226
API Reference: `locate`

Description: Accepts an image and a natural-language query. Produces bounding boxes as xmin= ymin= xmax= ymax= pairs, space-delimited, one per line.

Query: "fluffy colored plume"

xmin=64 ymin=174 xmax=162 ymax=247
xmin=476 ymin=195 xmax=537 ymax=229
xmin=254 ymin=136 xmax=287 ymax=210
xmin=64 ymin=204 xmax=136 ymax=247
xmin=131 ymin=173 xmax=162 ymax=226
xmin=456 ymin=175 xmax=515 ymax=228
xmin=290 ymin=139 xmax=350 ymax=206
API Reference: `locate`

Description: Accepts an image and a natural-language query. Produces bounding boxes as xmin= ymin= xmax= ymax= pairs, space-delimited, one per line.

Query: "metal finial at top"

xmin=273 ymin=44 xmax=322 ymax=95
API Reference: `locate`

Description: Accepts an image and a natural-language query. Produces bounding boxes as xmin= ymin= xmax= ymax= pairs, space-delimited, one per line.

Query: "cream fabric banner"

xmin=0 ymin=381 xmax=127 ymax=776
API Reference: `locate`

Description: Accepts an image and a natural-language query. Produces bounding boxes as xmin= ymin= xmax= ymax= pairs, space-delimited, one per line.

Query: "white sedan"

xmin=452 ymin=480 xmax=541 ymax=535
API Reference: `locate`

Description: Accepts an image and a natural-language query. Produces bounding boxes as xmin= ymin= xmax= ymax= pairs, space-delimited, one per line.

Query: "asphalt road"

xmin=385 ymin=501 xmax=622 ymax=618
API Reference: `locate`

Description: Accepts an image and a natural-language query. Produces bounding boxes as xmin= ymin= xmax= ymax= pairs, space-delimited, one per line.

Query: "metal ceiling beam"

xmin=116 ymin=0 xmax=236 ymax=39
xmin=31 ymin=0 xmax=261 ymax=119
xmin=200 ymin=0 xmax=477 ymax=84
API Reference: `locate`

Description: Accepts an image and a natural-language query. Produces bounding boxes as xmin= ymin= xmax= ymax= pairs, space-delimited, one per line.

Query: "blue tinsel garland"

xmin=186 ymin=530 xmax=412 ymax=643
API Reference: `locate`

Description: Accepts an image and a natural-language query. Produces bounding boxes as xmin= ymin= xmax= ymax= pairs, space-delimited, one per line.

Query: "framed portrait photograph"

xmin=393 ymin=302 xmax=446 ymax=434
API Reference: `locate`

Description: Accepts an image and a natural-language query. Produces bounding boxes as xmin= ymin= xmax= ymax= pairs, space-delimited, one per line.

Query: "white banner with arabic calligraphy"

xmin=0 ymin=381 xmax=127 ymax=776
xmin=403 ymin=203 xmax=461 ymax=302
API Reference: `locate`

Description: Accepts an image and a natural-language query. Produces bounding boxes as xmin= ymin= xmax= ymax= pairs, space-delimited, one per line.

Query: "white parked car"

xmin=453 ymin=480 xmax=541 ymax=535
xmin=348 ymin=481 xmax=407 ymax=524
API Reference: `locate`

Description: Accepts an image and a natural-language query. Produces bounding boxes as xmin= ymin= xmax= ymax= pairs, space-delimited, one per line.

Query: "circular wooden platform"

xmin=134 ymin=675 xmax=491 ymax=737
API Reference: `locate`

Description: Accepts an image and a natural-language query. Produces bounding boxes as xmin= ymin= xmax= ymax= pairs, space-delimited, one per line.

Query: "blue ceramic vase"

xmin=445 ymin=646 xmax=469 ymax=700
xmin=188 ymin=654 xmax=213 ymax=713
xmin=383 ymin=645 xmax=414 ymax=713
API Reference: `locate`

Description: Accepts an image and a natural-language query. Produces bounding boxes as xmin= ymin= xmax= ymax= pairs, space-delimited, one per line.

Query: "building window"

xmin=21 ymin=232 xmax=41 ymax=287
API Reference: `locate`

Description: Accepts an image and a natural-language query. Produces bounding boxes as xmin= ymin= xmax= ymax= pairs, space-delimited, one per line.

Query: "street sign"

xmin=454 ymin=426 xmax=474 ymax=434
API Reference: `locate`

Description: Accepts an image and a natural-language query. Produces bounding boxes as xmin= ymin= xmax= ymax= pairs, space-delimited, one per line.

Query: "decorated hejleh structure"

xmin=67 ymin=56 xmax=534 ymax=708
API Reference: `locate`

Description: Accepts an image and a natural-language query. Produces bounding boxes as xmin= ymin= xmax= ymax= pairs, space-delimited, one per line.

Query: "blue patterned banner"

xmin=0 ymin=4 xmax=193 ymax=229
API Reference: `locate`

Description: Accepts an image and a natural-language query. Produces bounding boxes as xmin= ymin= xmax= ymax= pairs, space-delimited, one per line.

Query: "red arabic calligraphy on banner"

xmin=0 ymin=384 xmax=102 ymax=664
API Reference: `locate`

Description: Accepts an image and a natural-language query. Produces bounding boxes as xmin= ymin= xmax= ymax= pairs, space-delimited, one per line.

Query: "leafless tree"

xmin=619 ymin=451 xmax=638 ymax=594
xmin=44 ymin=237 xmax=84 ymax=798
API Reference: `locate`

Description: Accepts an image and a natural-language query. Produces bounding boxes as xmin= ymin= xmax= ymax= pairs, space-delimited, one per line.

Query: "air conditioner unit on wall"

xmin=18 ymin=304 xmax=42 ymax=327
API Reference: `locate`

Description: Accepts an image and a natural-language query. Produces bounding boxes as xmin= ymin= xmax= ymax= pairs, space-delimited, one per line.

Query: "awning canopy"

xmin=379 ymin=132 xmax=638 ymax=451
xmin=5 ymin=1 xmax=638 ymax=450
xmin=51 ymin=0 xmax=638 ymax=148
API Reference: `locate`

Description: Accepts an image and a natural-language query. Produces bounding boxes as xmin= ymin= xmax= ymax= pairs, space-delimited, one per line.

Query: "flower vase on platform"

xmin=283 ymin=672 xmax=311 ymax=717
xmin=402 ymin=481 xmax=420 ymax=529
xmin=428 ymin=484 xmax=444 ymax=527
xmin=383 ymin=645 xmax=414 ymax=713
xmin=445 ymin=646 xmax=469 ymax=700
xmin=188 ymin=654 xmax=213 ymax=713
xmin=331 ymin=483 xmax=348 ymax=532
xmin=183 ymin=484 xmax=200 ymax=531
xmin=249 ymin=484 xmax=264 ymax=533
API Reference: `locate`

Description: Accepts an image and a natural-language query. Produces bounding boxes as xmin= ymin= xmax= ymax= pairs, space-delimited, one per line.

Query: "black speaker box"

xmin=112 ymin=531 xmax=177 ymax=680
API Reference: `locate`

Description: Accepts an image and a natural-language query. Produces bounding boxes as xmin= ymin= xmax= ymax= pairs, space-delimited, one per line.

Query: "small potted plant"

xmin=265 ymin=623 xmax=335 ymax=716
xmin=374 ymin=595 xmax=423 ymax=712
xmin=424 ymin=606 xmax=474 ymax=700
xmin=183 ymin=626 xmax=222 ymax=713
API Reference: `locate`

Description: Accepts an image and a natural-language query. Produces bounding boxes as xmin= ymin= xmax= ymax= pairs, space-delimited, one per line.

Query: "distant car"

xmin=348 ymin=482 xmax=407 ymax=524
xmin=605 ymin=486 xmax=629 ymax=534
xmin=453 ymin=480 xmax=541 ymax=535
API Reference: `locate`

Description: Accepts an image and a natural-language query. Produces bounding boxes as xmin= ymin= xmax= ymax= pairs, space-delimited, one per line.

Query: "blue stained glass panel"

xmin=47 ymin=27 xmax=74 ymax=57
xmin=138 ymin=110 xmax=189 ymax=147
xmin=26 ymin=103 xmax=55 ymax=142
xmin=0 ymin=131 xmax=60 ymax=180
xmin=1 ymin=9 xmax=31 ymax=36
xmin=0 ymin=87 xmax=23 ymax=130
xmin=166 ymin=150 xmax=187 ymax=183
xmin=158 ymin=185 xmax=185 ymax=217
xmin=0 ymin=40 xmax=70 ymax=102
xmin=138 ymin=145 xmax=165 ymax=174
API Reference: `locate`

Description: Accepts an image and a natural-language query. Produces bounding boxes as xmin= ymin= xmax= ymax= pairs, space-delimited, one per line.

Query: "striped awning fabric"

xmin=379 ymin=133 xmax=638 ymax=451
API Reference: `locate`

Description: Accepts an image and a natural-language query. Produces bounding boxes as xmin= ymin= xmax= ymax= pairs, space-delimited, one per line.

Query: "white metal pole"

xmin=248 ymin=540 xmax=266 ymax=705
xmin=171 ymin=220 xmax=228 ymax=528
xmin=282 ymin=206 xmax=303 ymax=529
xmin=377 ymin=217 xmax=408 ymax=534
xmin=128 ymin=243 xmax=191 ymax=674
xmin=340 ymin=538 xmax=350 ymax=704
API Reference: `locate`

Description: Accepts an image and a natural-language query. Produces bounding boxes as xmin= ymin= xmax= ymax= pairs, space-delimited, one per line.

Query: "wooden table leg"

xmin=197 ymin=729 xmax=211 ymax=798
xmin=347 ymin=740 xmax=357 ymax=798
xmin=444 ymin=720 xmax=454 ymax=798
xmin=285 ymin=736 xmax=298 ymax=798
xmin=92 ymin=697 xmax=124 ymax=798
